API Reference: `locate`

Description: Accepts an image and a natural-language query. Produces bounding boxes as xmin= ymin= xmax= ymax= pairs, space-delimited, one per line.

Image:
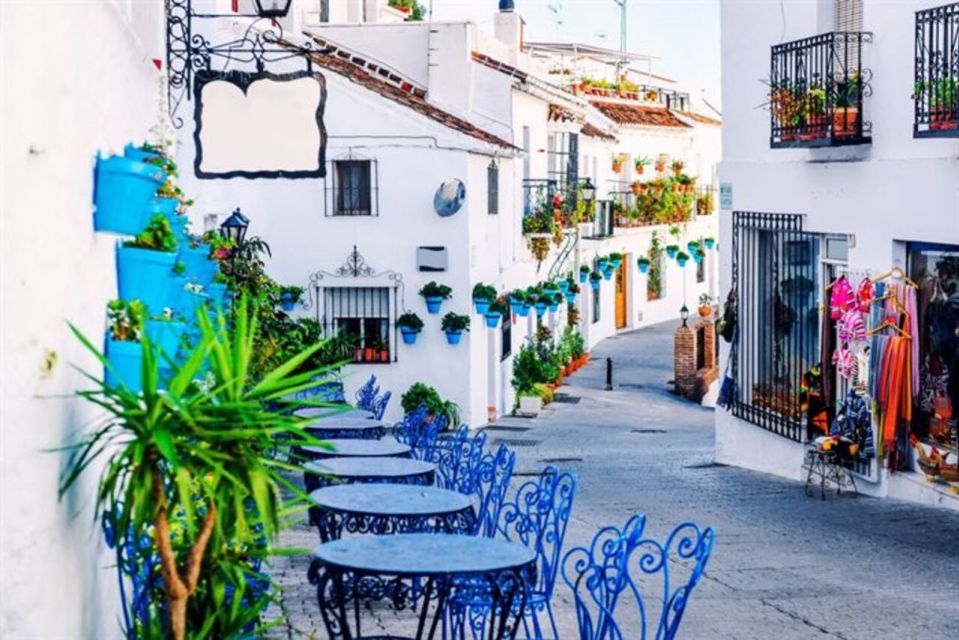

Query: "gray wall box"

xmin=417 ymin=246 xmax=448 ymax=272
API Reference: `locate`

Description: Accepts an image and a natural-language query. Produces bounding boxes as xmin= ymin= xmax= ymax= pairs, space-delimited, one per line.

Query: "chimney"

xmin=494 ymin=1 xmax=523 ymax=54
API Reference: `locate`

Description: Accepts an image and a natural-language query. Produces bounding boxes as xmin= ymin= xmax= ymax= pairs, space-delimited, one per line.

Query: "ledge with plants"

xmin=617 ymin=175 xmax=697 ymax=228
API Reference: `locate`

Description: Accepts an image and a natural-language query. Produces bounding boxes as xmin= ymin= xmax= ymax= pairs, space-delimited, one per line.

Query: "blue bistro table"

xmin=304 ymin=457 xmax=437 ymax=493
xmin=309 ymin=484 xmax=476 ymax=542
xmin=308 ymin=534 xmax=536 ymax=640
xmin=305 ymin=419 xmax=387 ymax=441
xmin=302 ymin=438 xmax=411 ymax=461
xmin=297 ymin=407 xmax=376 ymax=420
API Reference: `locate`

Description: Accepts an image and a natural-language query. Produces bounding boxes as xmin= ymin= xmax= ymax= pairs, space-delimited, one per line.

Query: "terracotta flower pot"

xmin=698 ymin=306 xmax=711 ymax=317
xmin=636 ymin=165 xmax=645 ymax=175
xmin=931 ymin=107 xmax=958 ymax=131
xmin=832 ymin=107 xmax=859 ymax=138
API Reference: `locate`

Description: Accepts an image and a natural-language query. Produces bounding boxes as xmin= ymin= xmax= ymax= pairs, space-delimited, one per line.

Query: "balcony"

xmin=769 ymin=32 xmax=872 ymax=149
xmin=914 ymin=3 xmax=959 ymax=138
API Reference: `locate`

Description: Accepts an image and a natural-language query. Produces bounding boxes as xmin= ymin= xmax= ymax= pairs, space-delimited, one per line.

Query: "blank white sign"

xmin=196 ymin=73 xmax=325 ymax=177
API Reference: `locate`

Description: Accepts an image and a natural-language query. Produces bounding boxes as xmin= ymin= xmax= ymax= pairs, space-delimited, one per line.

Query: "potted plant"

xmin=528 ymin=236 xmax=551 ymax=262
xmin=441 ymin=312 xmax=470 ymax=345
xmin=557 ymin=279 xmax=571 ymax=295
xmin=566 ymin=280 xmax=580 ymax=304
xmin=803 ymin=86 xmax=828 ymax=139
xmin=611 ymin=153 xmax=626 ymax=174
xmin=398 ymin=311 xmax=424 ymax=345
xmin=696 ymin=193 xmax=714 ymax=216
xmin=654 ymin=153 xmax=668 ymax=172
xmin=472 ymin=283 xmax=496 ymax=315
xmin=509 ymin=289 xmax=528 ymax=316
xmin=833 ymin=72 xmax=862 ymax=138
xmin=637 ymin=256 xmax=651 ymax=273
xmin=704 ymin=236 xmax=716 ymax=250
xmin=103 ymin=299 xmax=145 ymax=392
xmin=597 ymin=255 xmax=609 ymax=272
xmin=671 ymin=160 xmax=685 ymax=176
xmin=179 ymin=235 xmax=218 ymax=288
xmin=143 ymin=305 xmax=186 ymax=363
xmin=686 ymin=240 xmax=700 ymax=254
xmin=117 ymin=214 xmax=178 ymax=314
xmin=928 ymin=78 xmax=959 ymax=131
xmin=665 ymin=244 xmax=679 ymax=259
xmin=589 ymin=271 xmax=603 ymax=290
xmin=548 ymin=292 xmax=563 ymax=313
xmin=278 ymin=285 xmax=303 ymax=312
xmin=698 ymin=293 xmax=713 ymax=317
xmin=675 ymin=250 xmax=690 ymax=267
xmin=634 ymin=156 xmax=651 ymax=175
xmin=608 ymin=252 xmax=623 ymax=270
xmin=93 ymin=151 xmax=167 ymax=235
xmin=420 ymin=281 xmax=452 ymax=314
xmin=579 ymin=264 xmax=591 ymax=284
xmin=485 ymin=297 xmax=508 ymax=328
xmin=400 ymin=382 xmax=460 ymax=428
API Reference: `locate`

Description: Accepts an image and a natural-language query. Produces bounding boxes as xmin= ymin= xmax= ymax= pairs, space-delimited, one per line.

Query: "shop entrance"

xmin=615 ymin=259 xmax=628 ymax=329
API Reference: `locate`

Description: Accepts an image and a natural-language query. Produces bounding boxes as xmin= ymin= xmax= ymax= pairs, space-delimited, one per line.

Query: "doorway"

xmin=615 ymin=259 xmax=628 ymax=329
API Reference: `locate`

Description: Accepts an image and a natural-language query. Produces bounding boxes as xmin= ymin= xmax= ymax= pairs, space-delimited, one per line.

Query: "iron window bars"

xmin=326 ymin=157 xmax=379 ymax=216
xmin=731 ymin=212 xmax=820 ymax=443
xmin=914 ymin=3 xmax=959 ymax=138
xmin=769 ymin=31 xmax=873 ymax=149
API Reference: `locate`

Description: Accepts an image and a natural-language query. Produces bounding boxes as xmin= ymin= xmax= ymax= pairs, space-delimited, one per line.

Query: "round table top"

xmin=312 ymin=534 xmax=535 ymax=577
xmin=305 ymin=422 xmax=385 ymax=435
xmin=309 ymin=484 xmax=471 ymax=517
xmin=303 ymin=439 xmax=409 ymax=458
xmin=305 ymin=457 xmax=436 ymax=480
xmin=297 ymin=407 xmax=376 ymax=420
xmin=306 ymin=415 xmax=385 ymax=429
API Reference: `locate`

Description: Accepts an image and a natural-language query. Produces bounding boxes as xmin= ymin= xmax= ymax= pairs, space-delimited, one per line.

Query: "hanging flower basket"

xmin=704 ymin=238 xmax=716 ymax=250
xmin=93 ymin=154 xmax=166 ymax=235
xmin=485 ymin=311 xmax=502 ymax=328
xmin=400 ymin=326 xmax=420 ymax=345
xmin=445 ymin=330 xmax=463 ymax=345
xmin=637 ymin=258 xmax=651 ymax=274
xmin=115 ymin=244 xmax=176 ymax=313
xmin=473 ymin=298 xmax=490 ymax=315
xmin=518 ymin=302 xmax=531 ymax=317
xmin=104 ymin=336 xmax=144 ymax=393
xmin=567 ymin=291 xmax=578 ymax=304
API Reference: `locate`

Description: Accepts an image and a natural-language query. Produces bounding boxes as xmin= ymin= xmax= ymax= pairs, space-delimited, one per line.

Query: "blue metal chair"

xmin=372 ymin=389 xmax=392 ymax=420
xmin=354 ymin=374 xmax=378 ymax=411
xmin=473 ymin=443 xmax=516 ymax=538
xmin=431 ymin=425 xmax=487 ymax=492
xmin=393 ymin=404 xmax=444 ymax=460
xmin=561 ymin=515 xmax=715 ymax=640
xmin=447 ymin=466 xmax=577 ymax=639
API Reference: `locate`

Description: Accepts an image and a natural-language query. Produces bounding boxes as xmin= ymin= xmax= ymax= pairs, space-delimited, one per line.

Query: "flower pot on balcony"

xmin=535 ymin=302 xmax=547 ymax=317
xmin=400 ymin=326 xmax=420 ymax=345
xmin=802 ymin=114 xmax=829 ymax=140
xmin=445 ymin=330 xmax=463 ymax=345
xmin=485 ymin=312 xmax=502 ymax=328
xmin=424 ymin=296 xmax=444 ymax=314
xmin=116 ymin=244 xmax=176 ymax=313
xmin=832 ymin=107 xmax=859 ymax=138
xmin=93 ymin=155 xmax=166 ymax=235
xmin=105 ymin=336 xmax=143 ymax=393
xmin=930 ymin=107 xmax=958 ymax=131
xmin=473 ymin=298 xmax=490 ymax=315
xmin=379 ymin=349 xmax=390 ymax=363
xmin=364 ymin=347 xmax=376 ymax=362
xmin=630 ymin=181 xmax=643 ymax=195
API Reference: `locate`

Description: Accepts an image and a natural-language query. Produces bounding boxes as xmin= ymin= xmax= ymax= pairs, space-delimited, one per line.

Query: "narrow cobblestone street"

xmin=272 ymin=321 xmax=959 ymax=639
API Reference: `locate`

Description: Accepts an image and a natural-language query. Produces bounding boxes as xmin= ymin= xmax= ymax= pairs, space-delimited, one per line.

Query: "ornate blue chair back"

xmin=473 ymin=443 xmax=516 ymax=537
xmin=561 ymin=515 xmax=715 ymax=640
xmin=354 ymin=374 xmax=378 ymax=411
xmin=393 ymin=404 xmax=442 ymax=460
xmin=498 ymin=466 xmax=576 ymax=600
xmin=431 ymin=425 xmax=487 ymax=492
xmin=372 ymin=389 xmax=392 ymax=420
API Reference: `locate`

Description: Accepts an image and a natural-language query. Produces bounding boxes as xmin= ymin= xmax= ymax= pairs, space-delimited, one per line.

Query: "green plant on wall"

xmin=647 ymin=231 xmax=664 ymax=301
xmin=400 ymin=382 xmax=460 ymax=428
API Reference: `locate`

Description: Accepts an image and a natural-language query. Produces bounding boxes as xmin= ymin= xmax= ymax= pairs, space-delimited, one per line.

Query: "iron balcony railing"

xmin=769 ymin=31 xmax=873 ymax=148
xmin=914 ymin=3 xmax=959 ymax=138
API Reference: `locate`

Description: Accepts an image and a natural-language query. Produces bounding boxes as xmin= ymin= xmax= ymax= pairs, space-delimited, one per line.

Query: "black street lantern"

xmin=581 ymin=178 xmax=596 ymax=202
xmin=680 ymin=304 xmax=690 ymax=327
xmin=253 ymin=0 xmax=293 ymax=18
xmin=220 ymin=208 xmax=250 ymax=245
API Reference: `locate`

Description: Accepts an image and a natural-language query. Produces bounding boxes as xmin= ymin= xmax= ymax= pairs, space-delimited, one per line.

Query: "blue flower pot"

xmin=116 ymin=244 xmax=176 ymax=313
xmin=687 ymin=242 xmax=699 ymax=253
xmin=445 ymin=330 xmax=463 ymax=345
xmin=180 ymin=290 xmax=209 ymax=324
xmin=473 ymin=298 xmax=490 ymax=315
xmin=638 ymin=261 xmax=650 ymax=274
xmin=279 ymin=293 xmax=296 ymax=312
xmin=207 ymin=283 xmax=228 ymax=311
xmin=485 ymin=312 xmax=501 ymax=328
xmin=693 ymin=253 xmax=703 ymax=264
xmin=144 ymin=319 xmax=185 ymax=359
xmin=610 ymin=258 xmax=622 ymax=270
xmin=424 ymin=296 xmax=444 ymax=314
xmin=603 ymin=269 xmax=614 ymax=281
xmin=535 ymin=302 xmax=547 ymax=317
xmin=150 ymin=196 xmax=178 ymax=218
xmin=568 ymin=292 xmax=578 ymax=304
xmin=590 ymin=279 xmax=601 ymax=291
xmin=94 ymin=155 xmax=166 ymax=235
xmin=179 ymin=245 xmax=217 ymax=287
xmin=548 ymin=302 xmax=560 ymax=313
xmin=400 ymin=327 xmax=419 ymax=345
xmin=509 ymin=299 xmax=524 ymax=315
xmin=705 ymin=239 xmax=715 ymax=250
xmin=579 ymin=271 xmax=588 ymax=284
xmin=168 ymin=275 xmax=189 ymax=311
xmin=517 ymin=303 xmax=531 ymax=318
xmin=597 ymin=259 xmax=609 ymax=272
xmin=666 ymin=247 xmax=678 ymax=259
xmin=677 ymin=257 xmax=689 ymax=268
xmin=105 ymin=337 xmax=143 ymax=393
xmin=123 ymin=144 xmax=160 ymax=163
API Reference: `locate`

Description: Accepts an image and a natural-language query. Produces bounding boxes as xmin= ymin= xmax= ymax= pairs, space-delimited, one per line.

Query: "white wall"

xmin=0 ymin=1 xmax=167 ymax=637
xmin=717 ymin=0 xmax=959 ymax=504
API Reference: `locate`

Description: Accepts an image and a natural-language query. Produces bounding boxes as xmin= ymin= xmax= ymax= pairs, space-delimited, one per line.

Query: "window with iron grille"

xmin=731 ymin=212 xmax=821 ymax=442
xmin=547 ymin=131 xmax=579 ymax=191
xmin=913 ymin=3 xmax=959 ymax=138
xmin=328 ymin=159 xmax=377 ymax=216
xmin=322 ymin=286 xmax=394 ymax=364
xmin=487 ymin=160 xmax=499 ymax=214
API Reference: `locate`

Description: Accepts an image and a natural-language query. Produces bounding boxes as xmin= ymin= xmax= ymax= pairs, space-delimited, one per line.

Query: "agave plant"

xmin=59 ymin=296 xmax=342 ymax=639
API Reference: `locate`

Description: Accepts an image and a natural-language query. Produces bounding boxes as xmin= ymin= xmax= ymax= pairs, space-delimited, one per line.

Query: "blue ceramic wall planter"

xmin=677 ymin=256 xmax=689 ymax=268
xmin=144 ymin=319 xmax=186 ymax=360
xmin=123 ymin=144 xmax=160 ymax=163
xmin=516 ymin=302 xmax=531 ymax=318
xmin=509 ymin=298 xmax=524 ymax=315
xmin=603 ymin=268 xmax=614 ymax=281
xmin=568 ymin=291 xmax=578 ymax=304
xmin=279 ymin=293 xmax=297 ymax=312
xmin=425 ymin=296 xmax=444 ymax=314
xmin=179 ymin=245 xmax=217 ymax=288
xmin=105 ymin=337 xmax=143 ymax=393
xmin=666 ymin=247 xmax=679 ymax=259
xmin=590 ymin=279 xmax=601 ymax=291
xmin=704 ymin=238 xmax=716 ymax=250
xmin=637 ymin=261 xmax=650 ymax=274
xmin=400 ymin=327 xmax=420 ymax=345
xmin=609 ymin=257 xmax=623 ymax=270
xmin=558 ymin=281 xmax=570 ymax=295
xmin=116 ymin=244 xmax=176 ymax=313
xmin=597 ymin=258 xmax=609 ymax=272
xmin=548 ymin=301 xmax=560 ymax=313
xmin=579 ymin=271 xmax=588 ymax=284
xmin=485 ymin=312 xmax=501 ymax=328
xmin=207 ymin=283 xmax=228 ymax=311
xmin=473 ymin=298 xmax=490 ymax=315
xmin=445 ymin=330 xmax=463 ymax=345
xmin=535 ymin=301 xmax=547 ymax=317
xmin=94 ymin=155 xmax=166 ymax=235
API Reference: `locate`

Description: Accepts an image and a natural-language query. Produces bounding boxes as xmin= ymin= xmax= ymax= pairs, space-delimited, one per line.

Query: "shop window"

xmin=907 ymin=242 xmax=959 ymax=454
xmin=328 ymin=158 xmax=377 ymax=216
xmin=322 ymin=286 xmax=393 ymax=363
xmin=730 ymin=212 xmax=821 ymax=442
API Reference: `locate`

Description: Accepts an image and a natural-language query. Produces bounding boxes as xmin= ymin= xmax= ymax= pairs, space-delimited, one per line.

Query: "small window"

xmin=323 ymin=286 xmax=393 ymax=364
xmin=487 ymin=160 xmax=499 ymax=214
xmin=333 ymin=160 xmax=373 ymax=216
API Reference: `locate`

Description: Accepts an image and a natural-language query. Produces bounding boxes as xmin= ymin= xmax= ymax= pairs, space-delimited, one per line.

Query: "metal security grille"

xmin=732 ymin=212 xmax=820 ymax=442
xmin=547 ymin=132 xmax=579 ymax=190
xmin=322 ymin=287 xmax=395 ymax=364
xmin=327 ymin=159 xmax=378 ymax=216
xmin=914 ymin=3 xmax=959 ymax=138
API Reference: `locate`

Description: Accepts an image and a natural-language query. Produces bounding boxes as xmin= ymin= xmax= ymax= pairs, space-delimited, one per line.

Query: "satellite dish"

xmin=433 ymin=179 xmax=466 ymax=217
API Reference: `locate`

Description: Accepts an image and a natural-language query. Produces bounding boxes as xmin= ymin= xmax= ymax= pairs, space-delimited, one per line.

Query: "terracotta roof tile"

xmin=304 ymin=37 xmax=515 ymax=150
xmin=581 ymin=122 xmax=617 ymax=142
xmin=589 ymin=101 xmax=692 ymax=128
xmin=548 ymin=104 xmax=576 ymax=123
xmin=679 ymin=111 xmax=722 ymax=126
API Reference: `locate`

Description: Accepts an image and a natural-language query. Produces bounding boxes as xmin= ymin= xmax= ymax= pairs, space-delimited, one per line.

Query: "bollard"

xmin=605 ymin=357 xmax=613 ymax=391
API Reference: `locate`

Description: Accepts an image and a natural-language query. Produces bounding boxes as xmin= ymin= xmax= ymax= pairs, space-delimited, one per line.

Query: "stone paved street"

xmin=270 ymin=321 xmax=959 ymax=639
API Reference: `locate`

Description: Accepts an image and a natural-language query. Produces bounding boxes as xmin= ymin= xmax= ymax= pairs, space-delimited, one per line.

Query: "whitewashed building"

xmin=176 ymin=0 xmax=722 ymax=425
xmin=717 ymin=0 xmax=959 ymax=509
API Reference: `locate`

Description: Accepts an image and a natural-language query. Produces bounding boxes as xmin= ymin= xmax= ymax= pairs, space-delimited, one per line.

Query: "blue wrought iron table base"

xmin=311 ymin=508 xmax=477 ymax=543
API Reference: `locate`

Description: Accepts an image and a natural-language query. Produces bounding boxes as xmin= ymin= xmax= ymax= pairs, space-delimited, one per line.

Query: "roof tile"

xmin=590 ymin=101 xmax=692 ymax=128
